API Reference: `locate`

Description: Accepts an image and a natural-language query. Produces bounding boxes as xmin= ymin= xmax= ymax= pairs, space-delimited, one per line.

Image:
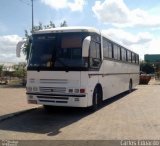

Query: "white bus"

xmin=18 ymin=27 xmax=139 ymax=110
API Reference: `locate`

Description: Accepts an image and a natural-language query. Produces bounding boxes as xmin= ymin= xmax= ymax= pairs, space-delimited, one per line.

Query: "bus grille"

xmin=37 ymin=96 xmax=68 ymax=103
xmin=40 ymin=79 xmax=68 ymax=84
xmin=39 ymin=87 xmax=66 ymax=93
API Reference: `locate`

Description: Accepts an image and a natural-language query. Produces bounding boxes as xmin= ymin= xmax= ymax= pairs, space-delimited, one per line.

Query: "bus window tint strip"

xmin=127 ymin=51 xmax=132 ymax=63
xmin=103 ymin=38 xmax=112 ymax=59
xmin=121 ymin=47 xmax=127 ymax=61
xmin=102 ymin=37 xmax=139 ymax=65
xmin=113 ymin=44 xmax=121 ymax=60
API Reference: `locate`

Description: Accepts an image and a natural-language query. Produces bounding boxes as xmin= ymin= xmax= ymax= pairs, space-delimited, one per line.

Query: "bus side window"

xmin=103 ymin=38 xmax=112 ymax=59
xmin=132 ymin=53 xmax=136 ymax=63
xmin=90 ymin=41 xmax=101 ymax=68
xmin=113 ymin=44 xmax=121 ymax=60
xmin=127 ymin=50 xmax=132 ymax=63
xmin=121 ymin=47 xmax=127 ymax=61
xmin=136 ymin=54 xmax=139 ymax=64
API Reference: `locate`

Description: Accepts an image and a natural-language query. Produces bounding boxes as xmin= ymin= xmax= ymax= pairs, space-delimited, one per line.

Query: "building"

xmin=144 ymin=54 xmax=160 ymax=78
xmin=145 ymin=54 xmax=160 ymax=63
xmin=0 ymin=62 xmax=16 ymax=72
xmin=144 ymin=54 xmax=160 ymax=69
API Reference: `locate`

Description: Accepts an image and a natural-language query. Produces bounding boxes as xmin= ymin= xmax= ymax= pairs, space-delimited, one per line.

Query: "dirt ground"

xmin=0 ymin=79 xmax=160 ymax=140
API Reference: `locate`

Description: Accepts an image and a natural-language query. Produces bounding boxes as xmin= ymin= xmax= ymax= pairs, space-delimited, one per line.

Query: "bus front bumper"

xmin=26 ymin=93 xmax=88 ymax=107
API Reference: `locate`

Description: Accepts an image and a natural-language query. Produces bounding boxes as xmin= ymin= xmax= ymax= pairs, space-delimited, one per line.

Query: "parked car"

xmin=0 ymin=77 xmax=8 ymax=85
xmin=139 ymin=73 xmax=151 ymax=84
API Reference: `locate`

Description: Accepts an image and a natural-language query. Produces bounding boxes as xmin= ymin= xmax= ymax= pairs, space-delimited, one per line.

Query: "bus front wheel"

xmin=129 ymin=80 xmax=133 ymax=93
xmin=91 ymin=87 xmax=102 ymax=111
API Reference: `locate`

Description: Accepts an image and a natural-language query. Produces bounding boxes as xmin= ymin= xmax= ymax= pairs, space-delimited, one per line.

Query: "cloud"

xmin=102 ymin=28 xmax=160 ymax=59
xmin=68 ymin=0 xmax=86 ymax=11
xmin=0 ymin=35 xmax=25 ymax=63
xmin=129 ymin=39 xmax=160 ymax=60
xmin=102 ymin=29 xmax=152 ymax=46
xmin=41 ymin=0 xmax=86 ymax=11
xmin=92 ymin=0 xmax=160 ymax=28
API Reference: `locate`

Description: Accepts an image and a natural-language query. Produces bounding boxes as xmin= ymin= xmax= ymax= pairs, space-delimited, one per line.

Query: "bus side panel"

xmin=100 ymin=60 xmax=139 ymax=101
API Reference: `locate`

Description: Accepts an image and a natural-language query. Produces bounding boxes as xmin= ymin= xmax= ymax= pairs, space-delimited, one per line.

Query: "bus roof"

xmin=33 ymin=26 xmax=100 ymax=34
xmin=32 ymin=26 xmax=138 ymax=55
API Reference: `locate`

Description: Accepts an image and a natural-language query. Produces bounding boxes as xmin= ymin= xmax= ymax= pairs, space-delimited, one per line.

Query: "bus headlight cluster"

xmin=26 ymin=86 xmax=38 ymax=92
xmin=26 ymin=87 xmax=32 ymax=92
xmin=68 ymin=88 xmax=85 ymax=93
xmin=33 ymin=87 xmax=38 ymax=92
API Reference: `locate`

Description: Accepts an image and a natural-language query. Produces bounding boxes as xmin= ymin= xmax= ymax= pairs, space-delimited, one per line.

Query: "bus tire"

xmin=129 ymin=80 xmax=133 ymax=93
xmin=91 ymin=86 xmax=102 ymax=111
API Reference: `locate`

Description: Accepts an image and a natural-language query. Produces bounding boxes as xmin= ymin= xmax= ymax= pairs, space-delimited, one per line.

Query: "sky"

xmin=0 ymin=0 xmax=160 ymax=63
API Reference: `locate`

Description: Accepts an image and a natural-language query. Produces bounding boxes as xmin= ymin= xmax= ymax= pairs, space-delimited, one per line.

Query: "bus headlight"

xmin=26 ymin=87 xmax=32 ymax=92
xmin=74 ymin=89 xmax=79 ymax=93
xmin=68 ymin=89 xmax=73 ymax=93
xmin=33 ymin=87 xmax=38 ymax=92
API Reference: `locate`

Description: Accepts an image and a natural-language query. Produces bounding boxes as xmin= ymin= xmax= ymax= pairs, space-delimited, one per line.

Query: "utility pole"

xmin=31 ymin=0 xmax=34 ymax=33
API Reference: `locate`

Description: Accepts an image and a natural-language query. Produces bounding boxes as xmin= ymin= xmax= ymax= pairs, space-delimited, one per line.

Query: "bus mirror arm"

xmin=82 ymin=36 xmax=91 ymax=57
xmin=16 ymin=40 xmax=26 ymax=57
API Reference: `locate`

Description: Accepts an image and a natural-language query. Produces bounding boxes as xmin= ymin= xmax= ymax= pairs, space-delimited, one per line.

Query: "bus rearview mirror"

xmin=82 ymin=36 xmax=91 ymax=57
xmin=16 ymin=40 xmax=26 ymax=57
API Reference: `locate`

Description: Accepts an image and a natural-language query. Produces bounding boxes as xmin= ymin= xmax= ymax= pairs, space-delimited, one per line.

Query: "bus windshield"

xmin=28 ymin=33 xmax=89 ymax=71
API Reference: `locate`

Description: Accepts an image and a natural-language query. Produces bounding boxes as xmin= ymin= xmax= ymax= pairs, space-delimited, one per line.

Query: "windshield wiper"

xmin=54 ymin=58 xmax=70 ymax=72
xmin=36 ymin=65 xmax=41 ymax=72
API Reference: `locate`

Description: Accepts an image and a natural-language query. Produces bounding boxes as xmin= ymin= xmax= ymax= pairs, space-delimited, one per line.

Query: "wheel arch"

xmin=129 ymin=78 xmax=133 ymax=85
xmin=129 ymin=78 xmax=133 ymax=92
xmin=94 ymin=83 xmax=103 ymax=100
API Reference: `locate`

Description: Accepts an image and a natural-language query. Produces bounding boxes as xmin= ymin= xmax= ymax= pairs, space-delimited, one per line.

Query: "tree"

xmin=60 ymin=20 xmax=67 ymax=27
xmin=44 ymin=21 xmax=56 ymax=29
xmin=140 ymin=61 xmax=154 ymax=74
xmin=0 ymin=65 xmax=4 ymax=77
xmin=50 ymin=21 xmax=56 ymax=28
xmin=22 ymin=30 xmax=31 ymax=60
xmin=13 ymin=63 xmax=26 ymax=78
xmin=22 ymin=21 xmax=67 ymax=60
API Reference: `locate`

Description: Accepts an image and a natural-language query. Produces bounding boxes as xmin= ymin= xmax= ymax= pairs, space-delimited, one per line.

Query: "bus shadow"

xmin=0 ymin=90 xmax=136 ymax=137
xmin=0 ymin=106 xmax=91 ymax=136
xmin=100 ymin=89 xmax=137 ymax=109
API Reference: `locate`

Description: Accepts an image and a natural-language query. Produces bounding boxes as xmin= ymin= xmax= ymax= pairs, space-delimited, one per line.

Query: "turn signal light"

xmin=68 ymin=88 xmax=85 ymax=93
xmin=80 ymin=88 xmax=85 ymax=93
xmin=74 ymin=89 xmax=79 ymax=93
